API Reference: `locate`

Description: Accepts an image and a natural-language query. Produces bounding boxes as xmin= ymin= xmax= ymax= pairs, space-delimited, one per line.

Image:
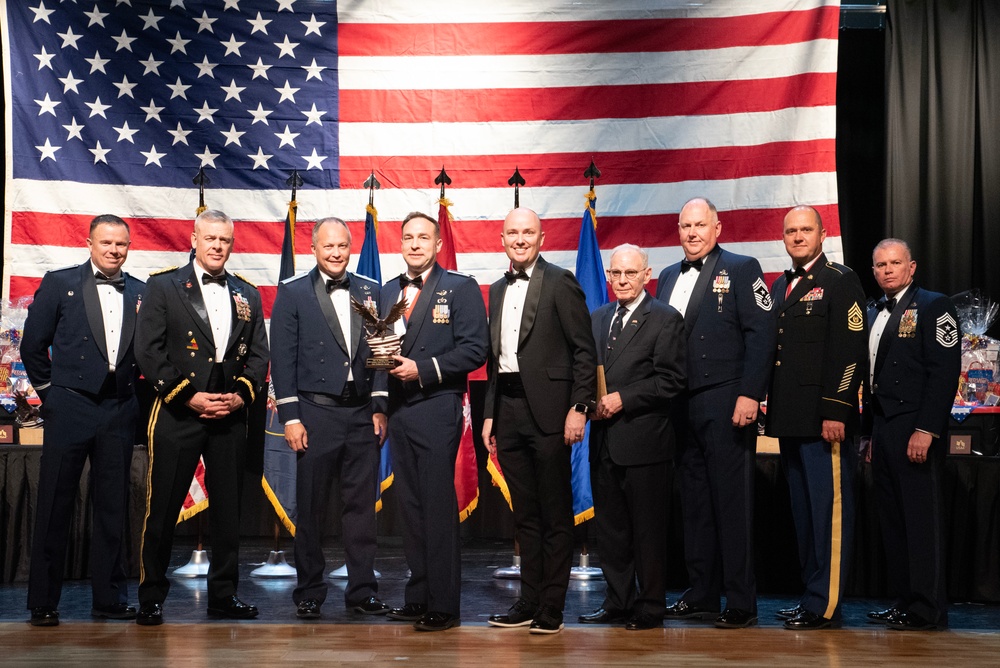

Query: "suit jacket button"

xmin=343 ymin=362 xmax=349 ymax=367
xmin=700 ymin=335 xmax=705 ymax=340
xmin=701 ymin=354 xmax=707 ymax=359
xmin=208 ymin=357 xmax=213 ymax=363
xmin=775 ymin=361 xmax=781 ymax=366
xmin=188 ymin=331 xmax=193 ymax=336
xmin=80 ymin=355 xmax=85 ymax=360
xmin=777 ymin=345 xmax=782 ymax=350
xmin=779 ymin=328 xmax=784 ymax=334
xmin=190 ymin=352 xmax=196 ymax=357
xmin=190 ymin=372 xmax=196 ymax=377
xmin=703 ymin=373 xmax=709 ymax=377
xmin=319 ymin=341 xmax=324 ymax=346
xmin=83 ymin=336 xmax=88 ymax=341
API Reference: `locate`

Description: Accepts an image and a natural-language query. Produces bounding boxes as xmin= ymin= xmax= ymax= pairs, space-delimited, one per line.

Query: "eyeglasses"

xmin=606 ymin=269 xmax=641 ymax=281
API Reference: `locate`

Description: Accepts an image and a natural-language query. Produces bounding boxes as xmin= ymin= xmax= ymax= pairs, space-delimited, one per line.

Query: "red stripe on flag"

xmin=340 ymin=140 xmax=837 ymax=191
xmin=338 ymin=8 xmax=840 ymax=57
xmin=341 ymin=74 xmax=837 ymax=124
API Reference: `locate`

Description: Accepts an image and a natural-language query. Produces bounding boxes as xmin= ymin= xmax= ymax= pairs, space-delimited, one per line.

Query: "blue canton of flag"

xmin=10 ymin=0 xmax=339 ymax=190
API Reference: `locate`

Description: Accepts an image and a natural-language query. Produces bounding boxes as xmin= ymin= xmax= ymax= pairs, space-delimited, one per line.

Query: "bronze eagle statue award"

xmin=352 ymin=296 xmax=408 ymax=369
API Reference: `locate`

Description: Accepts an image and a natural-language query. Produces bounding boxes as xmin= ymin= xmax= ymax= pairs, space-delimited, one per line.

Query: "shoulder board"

xmin=232 ymin=272 xmax=258 ymax=288
xmin=353 ymin=272 xmax=379 ymax=285
xmin=447 ymin=269 xmax=474 ymax=278
xmin=824 ymin=261 xmax=847 ymax=275
xmin=50 ymin=264 xmax=77 ymax=273
xmin=279 ymin=273 xmax=309 ymax=285
xmin=148 ymin=266 xmax=178 ymax=276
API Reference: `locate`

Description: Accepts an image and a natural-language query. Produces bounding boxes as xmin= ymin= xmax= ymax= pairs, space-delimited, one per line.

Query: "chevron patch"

xmin=936 ymin=312 xmax=958 ymax=347
xmin=752 ymin=277 xmax=773 ymax=311
xmin=847 ymin=302 xmax=864 ymax=332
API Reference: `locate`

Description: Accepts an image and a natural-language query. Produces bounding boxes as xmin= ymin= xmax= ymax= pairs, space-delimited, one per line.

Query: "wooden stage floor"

xmin=2 ymin=540 xmax=998 ymax=666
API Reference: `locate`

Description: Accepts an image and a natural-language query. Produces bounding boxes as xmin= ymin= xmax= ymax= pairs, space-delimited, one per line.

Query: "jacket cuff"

xmin=163 ymin=377 xmax=196 ymax=406
xmin=276 ymin=396 xmax=300 ymax=423
xmin=234 ymin=376 xmax=257 ymax=406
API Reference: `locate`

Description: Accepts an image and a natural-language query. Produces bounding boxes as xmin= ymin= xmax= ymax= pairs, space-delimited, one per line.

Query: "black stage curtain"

xmin=885 ymin=0 xmax=1000 ymax=303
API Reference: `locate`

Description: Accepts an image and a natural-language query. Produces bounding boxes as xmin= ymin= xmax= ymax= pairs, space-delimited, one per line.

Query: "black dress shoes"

xmin=867 ymin=607 xmax=903 ymax=624
xmin=414 ymin=611 xmax=461 ymax=632
xmin=388 ymin=603 xmax=428 ymax=621
xmin=136 ymin=602 xmax=163 ymax=626
xmin=91 ymin=603 xmax=137 ymax=620
xmin=626 ymin=612 xmax=663 ymax=631
xmin=529 ymin=607 xmax=564 ymax=635
xmin=207 ymin=595 xmax=259 ymax=619
xmin=714 ymin=608 xmax=758 ymax=628
xmin=887 ymin=611 xmax=938 ymax=631
xmin=488 ymin=598 xmax=536 ymax=627
xmin=664 ymin=600 xmax=717 ymax=621
xmin=776 ymin=604 xmax=804 ymax=621
xmin=352 ymin=597 xmax=390 ymax=615
xmin=578 ymin=607 xmax=629 ymax=624
xmin=296 ymin=599 xmax=321 ymax=619
xmin=29 ymin=607 xmax=59 ymax=627
xmin=783 ymin=610 xmax=838 ymax=630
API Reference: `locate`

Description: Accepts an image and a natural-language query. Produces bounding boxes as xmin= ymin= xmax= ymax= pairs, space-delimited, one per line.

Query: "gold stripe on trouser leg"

xmin=138 ymin=396 xmax=163 ymax=585
xmin=823 ymin=440 xmax=843 ymax=619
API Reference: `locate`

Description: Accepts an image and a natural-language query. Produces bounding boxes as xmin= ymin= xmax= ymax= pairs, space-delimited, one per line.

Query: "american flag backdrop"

xmin=2 ymin=0 xmax=842 ymax=308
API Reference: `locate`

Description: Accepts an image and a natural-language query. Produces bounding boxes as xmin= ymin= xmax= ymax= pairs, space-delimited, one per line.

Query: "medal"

xmin=898 ymin=309 xmax=917 ymax=338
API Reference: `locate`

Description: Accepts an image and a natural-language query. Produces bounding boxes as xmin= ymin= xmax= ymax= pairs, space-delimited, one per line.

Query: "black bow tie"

xmin=876 ymin=296 xmax=898 ymax=312
xmin=95 ymin=272 xmax=125 ymax=292
xmin=201 ymin=273 xmax=227 ymax=286
xmin=325 ymin=276 xmax=350 ymax=293
xmin=784 ymin=266 xmax=807 ymax=282
xmin=680 ymin=258 xmax=703 ymax=273
xmin=504 ymin=269 xmax=529 ymax=284
xmin=399 ymin=275 xmax=423 ymax=290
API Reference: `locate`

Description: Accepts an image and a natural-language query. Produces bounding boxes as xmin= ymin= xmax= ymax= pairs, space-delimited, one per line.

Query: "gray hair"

xmin=312 ymin=217 xmax=352 ymax=245
xmin=873 ymin=238 xmax=913 ymax=262
xmin=609 ymin=243 xmax=649 ymax=269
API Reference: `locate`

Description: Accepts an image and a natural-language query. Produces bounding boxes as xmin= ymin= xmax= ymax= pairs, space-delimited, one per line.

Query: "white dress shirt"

xmin=92 ymin=261 xmax=123 ymax=373
xmin=322 ymin=270 xmax=354 ymax=381
xmin=869 ymin=283 xmax=913 ymax=385
xmin=195 ymin=261 xmax=231 ymax=361
xmin=499 ymin=261 xmax=535 ymax=373
xmin=668 ymin=263 xmax=700 ymax=317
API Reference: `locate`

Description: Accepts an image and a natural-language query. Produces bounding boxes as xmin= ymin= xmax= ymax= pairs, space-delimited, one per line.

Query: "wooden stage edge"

xmin=3 ymin=622 xmax=1000 ymax=667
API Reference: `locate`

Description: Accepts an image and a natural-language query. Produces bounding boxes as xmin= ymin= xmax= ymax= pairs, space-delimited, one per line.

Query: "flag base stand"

xmin=172 ymin=550 xmax=210 ymax=578
xmin=328 ymin=564 xmax=381 ymax=580
xmin=569 ymin=552 xmax=603 ymax=581
xmin=492 ymin=555 xmax=521 ymax=580
xmin=250 ymin=550 xmax=297 ymax=578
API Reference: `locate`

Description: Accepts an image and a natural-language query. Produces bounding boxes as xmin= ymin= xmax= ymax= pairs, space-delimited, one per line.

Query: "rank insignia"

xmin=712 ymin=272 xmax=731 ymax=293
xmin=802 ymin=287 xmax=825 ymax=301
xmin=752 ymin=277 xmax=772 ymax=311
xmin=436 ymin=290 xmax=448 ymax=296
xmin=233 ymin=292 xmax=251 ymax=321
xmin=186 ymin=337 xmax=199 ymax=351
xmin=847 ymin=302 xmax=864 ymax=332
xmin=432 ymin=304 xmax=450 ymax=324
xmin=936 ymin=312 xmax=958 ymax=347
xmin=898 ymin=309 xmax=918 ymax=338
xmin=238 ymin=343 xmax=248 ymax=356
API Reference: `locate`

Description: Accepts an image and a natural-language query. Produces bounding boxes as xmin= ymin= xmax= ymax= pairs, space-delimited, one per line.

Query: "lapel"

xmin=118 ymin=273 xmax=140 ymax=364
xmin=683 ymin=246 xmax=721 ymax=336
xmin=780 ymin=254 xmax=826 ymax=314
xmin=873 ymin=285 xmax=917 ymax=381
xmin=178 ymin=264 xmax=214 ymax=341
xmin=312 ymin=268 xmax=348 ymax=355
xmin=225 ymin=274 xmax=246 ymax=355
xmin=518 ymin=256 xmax=547 ymax=348
xmin=605 ymin=293 xmax=650 ymax=371
xmin=489 ymin=280 xmax=505 ymax=357
xmin=79 ymin=263 xmax=109 ymax=363
xmin=348 ymin=276 xmax=372 ymax=360
xmin=596 ymin=303 xmax=614 ymax=365
xmin=401 ymin=263 xmax=442 ymax=355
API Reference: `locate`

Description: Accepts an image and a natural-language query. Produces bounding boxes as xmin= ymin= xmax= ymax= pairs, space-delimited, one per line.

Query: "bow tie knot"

xmin=876 ymin=296 xmax=898 ymax=312
xmin=325 ymin=276 xmax=350 ymax=293
xmin=784 ymin=266 xmax=807 ymax=282
xmin=504 ymin=269 xmax=529 ymax=284
xmin=95 ymin=272 xmax=125 ymax=292
xmin=680 ymin=258 xmax=703 ymax=273
xmin=201 ymin=273 xmax=227 ymax=286
xmin=399 ymin=275 xmax=423 ymax=290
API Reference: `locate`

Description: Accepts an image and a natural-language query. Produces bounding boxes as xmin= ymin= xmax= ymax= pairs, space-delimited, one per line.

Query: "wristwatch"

xmin=572 ymin=402 xmax=589 ymax=414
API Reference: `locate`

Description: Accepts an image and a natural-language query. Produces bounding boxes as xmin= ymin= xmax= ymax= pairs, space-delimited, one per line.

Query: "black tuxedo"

xmin=655 ymin=245 xmax=776 ymax=613
xmin=21 ymin=263 xmax=143 ymax=611
xmin=589 ymin=293 xmax=686 ymax=616
xmin=270 ymin=268 xmax=386 ymax=608
xmin=483 ymin=256 xmax=597 ymax=613
xmin=135 ymin=262 xmax=269 ymax=608
xmin=766 ymin=255 xmax=868 ymax=621
xmin=379 ymin=263 xmax=488 ymax=617
xmin=865 ymin=285 xmax=960 ymax=626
